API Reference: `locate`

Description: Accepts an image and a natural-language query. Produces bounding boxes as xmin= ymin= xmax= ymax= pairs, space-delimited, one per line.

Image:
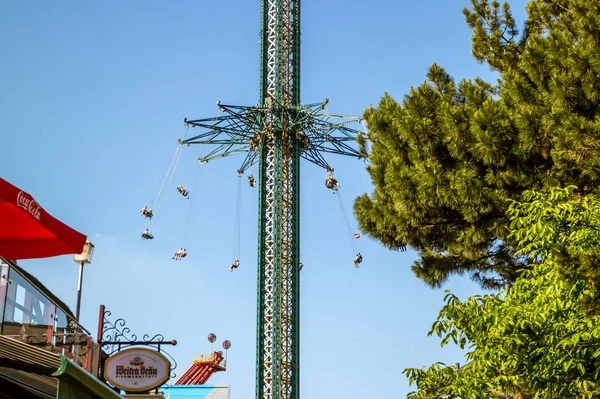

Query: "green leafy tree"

xmin=355 ymin=0 xmax=600 ymax=288
xmin=403 ymin=187 xmax=600 ymax=398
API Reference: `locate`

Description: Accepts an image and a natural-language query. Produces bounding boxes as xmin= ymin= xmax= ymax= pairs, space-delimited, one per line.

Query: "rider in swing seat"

xmin=229 ymin=259 xmax=240 ymax=272
xmin=177 ymin=184 xmax=190 ymax=198
xmin=325 ymin=174 xmax=339 ymax=192
xmin=173 ymin=247 xmax=184 ymax=260
xmin=141 ymin=206 xmax=154 ymax=219
xmin=353 ymin=253 xmax=363 ymax=268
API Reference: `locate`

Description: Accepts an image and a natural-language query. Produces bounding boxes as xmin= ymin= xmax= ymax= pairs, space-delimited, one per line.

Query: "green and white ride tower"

xmin=180 ymin=1 xmax=364 ymax=398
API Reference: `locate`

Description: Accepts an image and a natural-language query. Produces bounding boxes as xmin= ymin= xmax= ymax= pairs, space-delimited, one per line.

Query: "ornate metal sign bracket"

xmin=97 ymin=304 xmax=178 ymax=378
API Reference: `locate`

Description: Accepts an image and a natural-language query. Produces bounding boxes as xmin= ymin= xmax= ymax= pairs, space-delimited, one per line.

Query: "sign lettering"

xmin=104 ymin=348 xmax=170 ymax=392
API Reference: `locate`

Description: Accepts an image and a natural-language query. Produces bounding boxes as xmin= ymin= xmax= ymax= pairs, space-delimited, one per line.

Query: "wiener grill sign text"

xmin=104 ymin=348 xmax=170 ymax=392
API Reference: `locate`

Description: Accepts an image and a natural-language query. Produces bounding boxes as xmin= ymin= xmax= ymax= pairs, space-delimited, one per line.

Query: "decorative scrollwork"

xmin=20 ymin=329 xmax=93 ymax=370
xmin=101 ymin=309 xmax=138 ymax=349
xmin=24 ymin=334 xmax=47 ymax=346
xmin=159 ymin=348 xmax=178 ymax=379
xmin=142 ymin=333 xmax=165 ymax=342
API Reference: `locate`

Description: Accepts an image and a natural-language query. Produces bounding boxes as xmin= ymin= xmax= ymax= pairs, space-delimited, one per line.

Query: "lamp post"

xmin=73 ymin=241 xmax=94 ymax=322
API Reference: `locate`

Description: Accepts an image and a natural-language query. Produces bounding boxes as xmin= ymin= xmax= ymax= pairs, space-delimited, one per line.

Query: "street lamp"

xmin=73 ymin=240 xmax=94 ymax=322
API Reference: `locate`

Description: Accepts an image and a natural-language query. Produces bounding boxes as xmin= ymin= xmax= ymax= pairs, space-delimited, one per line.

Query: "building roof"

xmin=0 ymin=335 xmax=124 ymax=399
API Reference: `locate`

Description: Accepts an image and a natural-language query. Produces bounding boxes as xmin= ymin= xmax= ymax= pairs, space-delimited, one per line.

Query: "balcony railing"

xmin=0 ymin=258 xmax=100 ymax=375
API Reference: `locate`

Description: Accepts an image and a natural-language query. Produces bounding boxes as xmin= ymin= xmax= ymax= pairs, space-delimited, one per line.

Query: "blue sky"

xmin=1 ymin=1 xmax=529 ymax=397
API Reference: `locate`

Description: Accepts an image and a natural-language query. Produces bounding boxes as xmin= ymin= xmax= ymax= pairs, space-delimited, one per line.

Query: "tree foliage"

xmin=403 ymin=187 xmax=600 ymax=398
xmin=355 ymin=0 xmax=600 ymax=288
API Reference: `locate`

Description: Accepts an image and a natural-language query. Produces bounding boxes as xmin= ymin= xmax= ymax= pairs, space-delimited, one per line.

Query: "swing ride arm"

xmin=180 ymin=101 xmax=365 ymax=172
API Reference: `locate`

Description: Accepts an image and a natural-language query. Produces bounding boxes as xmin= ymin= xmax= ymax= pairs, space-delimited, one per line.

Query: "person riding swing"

xmin=141 ymin=206 xmax=154 ymax=219
xmin=173 ymin=247 xmax=188 ymax=260
xmin=229 ymin=259 xmax=240 ymax=272
xmin=325 ymin=174 xmax=339 ymax=192
xmin=177 ymin=184 xmax=190 ymax=199
xmin=353 ymin=253 xmax=363 ymax=268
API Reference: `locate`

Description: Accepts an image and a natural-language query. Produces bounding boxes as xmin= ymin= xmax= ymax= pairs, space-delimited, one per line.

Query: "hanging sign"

xmin=104 ymin=347 xmax=171 ymax=392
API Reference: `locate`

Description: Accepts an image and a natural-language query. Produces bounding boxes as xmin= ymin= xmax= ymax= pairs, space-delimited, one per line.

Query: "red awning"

xmin=0 ymin=177 xmax=87 ymax=260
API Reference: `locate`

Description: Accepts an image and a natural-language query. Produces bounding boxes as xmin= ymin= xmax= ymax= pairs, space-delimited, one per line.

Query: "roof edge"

xmin=53 ymin=356 xmax=124 ymax=399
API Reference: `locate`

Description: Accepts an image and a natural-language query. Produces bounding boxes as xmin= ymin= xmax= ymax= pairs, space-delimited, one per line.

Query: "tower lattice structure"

xmin=180 ymin=1 xmax=363 ymax=397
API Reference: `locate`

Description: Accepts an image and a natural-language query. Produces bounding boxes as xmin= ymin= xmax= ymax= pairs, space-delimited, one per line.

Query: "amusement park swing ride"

xmin=139 ymin=0 xmax=366 ymax=397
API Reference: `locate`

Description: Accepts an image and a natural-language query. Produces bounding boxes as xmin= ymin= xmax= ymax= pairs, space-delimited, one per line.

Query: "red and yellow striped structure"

xmin=175 ymin=351 xmax=226 ymax=385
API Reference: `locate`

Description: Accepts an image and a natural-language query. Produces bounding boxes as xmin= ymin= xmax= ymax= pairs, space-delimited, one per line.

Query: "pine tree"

xmin=355 ymin=0 xmax=600 ymax=288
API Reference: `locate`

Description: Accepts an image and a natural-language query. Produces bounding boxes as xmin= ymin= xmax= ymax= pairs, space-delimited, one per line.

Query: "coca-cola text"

xmin=17 ymin=191 xmax=41 ymax=221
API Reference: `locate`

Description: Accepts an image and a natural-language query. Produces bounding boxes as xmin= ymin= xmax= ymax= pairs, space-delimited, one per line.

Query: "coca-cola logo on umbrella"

xmin=17 ymin=191 xmax=42 ymax=221
xmin=0 ymin=177 xmax=86 ymax=260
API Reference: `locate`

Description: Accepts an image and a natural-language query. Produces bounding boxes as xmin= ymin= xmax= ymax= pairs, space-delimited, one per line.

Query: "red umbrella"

xmin=0 ymin=177 xmax=87 ymax=260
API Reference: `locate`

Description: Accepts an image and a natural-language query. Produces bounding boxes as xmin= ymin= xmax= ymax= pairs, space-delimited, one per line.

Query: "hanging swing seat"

xmin=173 ymin=248 xmax=187 ymax=260
xmin=353 ymin=253 xmax=363 ymax=268
xmin=140 ymin=206 xmax=154 ymax=219
xmin=177 ymin=185 xmax=190 ymax=198
xmin=325 ymin=175 xmax=339 ymax=192
xmin=229 ymin=260 xmax=240 ymax=272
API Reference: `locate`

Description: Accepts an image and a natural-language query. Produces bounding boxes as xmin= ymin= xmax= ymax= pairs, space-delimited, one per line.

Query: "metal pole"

xmin=97 ymin=304 xmax=105 ymax=343
xmin=76 ymin=262 xmax=84 ymax=321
